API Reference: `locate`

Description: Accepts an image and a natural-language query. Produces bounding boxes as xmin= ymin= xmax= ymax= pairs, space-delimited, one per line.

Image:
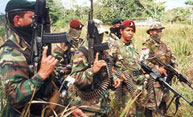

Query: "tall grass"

xmin=0 ymin=24 xmax=193 ymax=116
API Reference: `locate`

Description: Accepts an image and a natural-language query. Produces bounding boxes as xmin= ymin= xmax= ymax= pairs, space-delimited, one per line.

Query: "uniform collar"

xmin=10 ymin=31 xmax=32 ymax=53
xmin=124 ymin=40 xmax=132 ymax=46
xmin=117 ymin=39 xmax=133 ymax=47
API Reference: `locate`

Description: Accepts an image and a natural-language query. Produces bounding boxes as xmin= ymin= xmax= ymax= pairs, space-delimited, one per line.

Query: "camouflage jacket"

xmin=53 ymin=38 xmax=84 ymax=64
xmin=103 ymin=33 xmax=120 ymax=44
xmin=70 ymin=42 xmax=111 ymax=115
xmin=108 ymin=39 xmax=145 ymax=87
xmin=0 ymin=33 xmax=44 ymax=114
xmin=141 ymin=38 xmax=177 ymax=68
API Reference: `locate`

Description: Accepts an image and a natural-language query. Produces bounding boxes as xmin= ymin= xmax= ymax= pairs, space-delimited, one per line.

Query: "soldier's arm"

xmin=52 ymin=43 xmax=69 ymax=61
xmin=0 ymin=47 xmax=44 ymax=106
xmin=70 ymin=51 xmax=95 ymax=89
xmin=107 ymin=44 xmax=124 ymax=80
xmin=52 ymin=43 xmax=71 ymax=76
xmin=70 ymin=51 xmax=107 ymax=89
xmin=0 ymin=46 xmax=57 ymax=106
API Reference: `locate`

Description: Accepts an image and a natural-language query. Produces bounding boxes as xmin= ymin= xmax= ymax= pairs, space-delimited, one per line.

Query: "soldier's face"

xmin=14 ymin=11 xmax=34 ymax=27
xmin=149 ymin=29 xmax=162 ymax=35
xmin=112 ymin=23 xmax=121 ymax=28
xmin=120 ymin=27 xmax=134 ymax=41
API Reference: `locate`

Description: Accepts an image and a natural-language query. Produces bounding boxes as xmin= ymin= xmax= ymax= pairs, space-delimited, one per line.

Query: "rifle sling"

xmin=152 ymin=83 xmax=180 ymax=117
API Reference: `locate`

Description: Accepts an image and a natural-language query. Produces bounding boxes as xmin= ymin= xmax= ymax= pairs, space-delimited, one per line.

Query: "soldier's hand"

xmin=113 ymin=78 xmax=121 ymax=88
xmin=71 ymin=106 xmax=87 ymax=117
xmin=93 ymin=53 xmax=107 ymax=73
xmin=38 ymin=46 xmax=58 ymax=80
xmin=158 ymin=66 xmax=167 ymax=77
xmin=120 ymin=73 xmax=127 ymax=81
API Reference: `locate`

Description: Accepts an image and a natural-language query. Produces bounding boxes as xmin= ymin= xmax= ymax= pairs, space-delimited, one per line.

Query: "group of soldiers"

xmin=0 ymin=0 xmax=180 ymax=117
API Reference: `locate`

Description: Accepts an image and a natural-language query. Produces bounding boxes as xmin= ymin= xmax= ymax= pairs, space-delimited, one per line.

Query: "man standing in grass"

xmin=141 ymin=22 xmax=178 ymax=116
xmin=107 ymin=19 xmax=147 ymax=116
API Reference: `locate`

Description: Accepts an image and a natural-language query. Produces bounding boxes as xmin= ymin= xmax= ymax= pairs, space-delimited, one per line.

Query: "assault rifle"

xmin=32 ymin=0 xmax=70 ymax=73
xmin=141 ymin=62 xmax=193 ymax=115
xmin=32 ymin=0 xmax=70 ymax=97
xmin=87 ymin=0 xmax=114 ymax=88
xmin=154 ymin=57 xmax=193 ymax=90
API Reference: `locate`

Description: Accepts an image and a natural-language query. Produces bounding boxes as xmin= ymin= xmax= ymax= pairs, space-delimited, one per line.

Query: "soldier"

xmin=107 ymin=19 xmax=145 ymax=116
xmin=141 ymin=22 xmax=178 ymax=116
xmin=0 ymin=0 xmax=86 ymax=116
xmin=110 ymin=18 xmax=123 ymax=39
xmin=53 ymin=19 xmax=84 ymax=65
xmin=52 ymin=20 xmax=85 ymax=109
xmin=70 ymin=19 xmax=120 ymax=116
xmin=108 ymin=20 xmax=167 ymax=116
xmin=103 ymin=18 xmax=123 ymax=43
xmin=53 ymin=20 xmax=84 ymax=88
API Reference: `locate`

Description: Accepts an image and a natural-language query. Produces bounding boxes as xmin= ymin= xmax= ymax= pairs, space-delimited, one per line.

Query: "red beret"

xmin=121 ymin=20 xmax=136 ymax=32
xmin=70 ymin=20 xmax=84 ymax=29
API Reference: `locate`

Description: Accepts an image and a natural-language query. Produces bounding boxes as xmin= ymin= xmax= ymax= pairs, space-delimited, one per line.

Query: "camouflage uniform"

xmin=52 ymin=20 xmax=85 ymax=103
xmin=0 ymin=33 xmax=47 ymax=116
xmin=108 ymin=38 xmax=147 ymax=116
xmin=69 ymin=19 xmax=112 ymax=116
xmin=141 ymin=23 xmax=177 ymax=112
xmin=53 ymin=33 xmax=84 ymax=64
xmin=103 ymin=32 xmax=120 ymax=44
xmin=69 ymin=43 xmax=111 ymax=116
xmin=103 ymin=27 xmax=121 ymax=110
xmin=53 ymin=19 xmax=84 ymax=64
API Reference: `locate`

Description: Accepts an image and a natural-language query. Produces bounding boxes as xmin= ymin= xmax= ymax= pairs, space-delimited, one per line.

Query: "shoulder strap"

xmin=0 ymin=40 xmax=31 ymax=64
xmin=1 ymin=40 xmax=18 ymax=48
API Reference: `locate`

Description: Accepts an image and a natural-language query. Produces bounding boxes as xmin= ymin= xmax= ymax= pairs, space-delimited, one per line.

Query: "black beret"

xmin=5 ymin=0 xmax=36 ymax=13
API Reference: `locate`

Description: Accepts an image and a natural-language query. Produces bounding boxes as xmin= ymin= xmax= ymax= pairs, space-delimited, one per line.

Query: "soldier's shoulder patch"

xmin=73 ymin=58 xmax=79 ymax=65
xmin=141 ymin=47 xmax=148 ymax=50
xmin=141 ymin=47 xmax=149 ymax=54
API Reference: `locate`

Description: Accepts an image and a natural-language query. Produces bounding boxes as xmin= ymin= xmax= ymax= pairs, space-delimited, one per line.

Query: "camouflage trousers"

xmin=144 ymin=81 xmax=164 ymax=111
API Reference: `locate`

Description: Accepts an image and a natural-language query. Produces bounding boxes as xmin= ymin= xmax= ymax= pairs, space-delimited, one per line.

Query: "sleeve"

xmin=141 ymin=40 xmax=159 ymax=69
xmin=70 ymin=50 xmax=95 ymax=89
xmin=106 ymin=44 xmax=123 ymax=80
xmin=52 ymin=43 xmax=71 ymax=76
xmin=0 ymin=47 xmax=44 ymax=107
xmin=52 ymin=43 xmax=69 ymax=62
